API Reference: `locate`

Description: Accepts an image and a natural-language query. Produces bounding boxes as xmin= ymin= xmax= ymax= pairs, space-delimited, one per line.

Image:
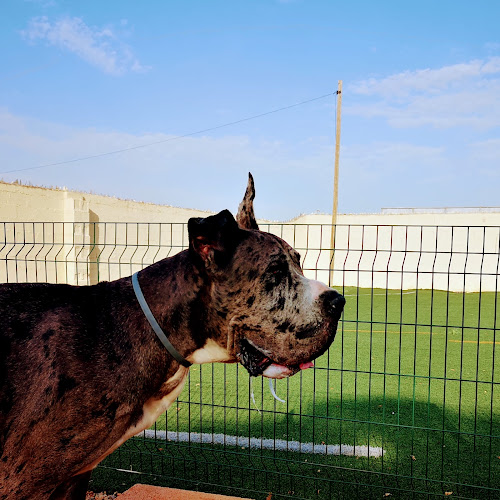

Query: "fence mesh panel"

xmin=1 ymin=221 xmax=498 ymax=499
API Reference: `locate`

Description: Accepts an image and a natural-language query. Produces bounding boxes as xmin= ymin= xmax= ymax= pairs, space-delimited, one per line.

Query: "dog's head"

xmin=188 ymin=174 xmax=345 ymax=378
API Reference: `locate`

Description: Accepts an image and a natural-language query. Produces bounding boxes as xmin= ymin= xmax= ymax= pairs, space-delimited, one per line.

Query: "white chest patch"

xmin=187 ymin=338 xmax=233 ymax=364
xmin=77 ymin=366 xmax=189 ymax=475
xmin=133 ymin=366 xmax=190 ymax=433
xmin=76 ymin=340 xmax=233 ymax=476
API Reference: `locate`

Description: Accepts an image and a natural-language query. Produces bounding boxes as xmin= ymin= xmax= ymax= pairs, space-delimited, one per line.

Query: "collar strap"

xmin=132 ymin=272 xmax=192 ymax=368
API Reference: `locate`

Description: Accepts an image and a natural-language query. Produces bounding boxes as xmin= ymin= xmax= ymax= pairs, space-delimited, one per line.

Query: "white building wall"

xmin=1 ymin=182 xmax=499 ymax=292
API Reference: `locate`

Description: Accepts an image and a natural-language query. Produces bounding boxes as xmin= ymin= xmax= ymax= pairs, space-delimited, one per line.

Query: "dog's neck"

xmin=130 ymin=251 xmax=213 ymax=362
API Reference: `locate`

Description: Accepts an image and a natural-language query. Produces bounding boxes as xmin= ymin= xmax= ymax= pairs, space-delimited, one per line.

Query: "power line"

xmin=1 ymin=92 xmax=336 ymax=175
xmin=0 ymin=57 xmax=61 ymax=82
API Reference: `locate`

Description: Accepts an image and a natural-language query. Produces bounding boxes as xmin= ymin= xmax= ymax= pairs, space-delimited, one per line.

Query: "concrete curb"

xmin=120 ymin=484 xmax=254 ymax=500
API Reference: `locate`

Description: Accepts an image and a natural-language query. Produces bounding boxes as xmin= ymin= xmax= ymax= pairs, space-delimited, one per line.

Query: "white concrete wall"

xmin=1 ymin=181 xmax=499 ymax=292
xmin=0 ymin=182 xmax=212 ymax=285
xmin=269 ymin=213 xmax=500 ymax=292
xmin=0 ymin=181 xmax=212 ymax=223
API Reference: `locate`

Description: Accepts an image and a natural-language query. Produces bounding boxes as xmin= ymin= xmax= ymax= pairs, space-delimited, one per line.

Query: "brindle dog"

xmin=0 ymin=174 xmax=345 ymax=499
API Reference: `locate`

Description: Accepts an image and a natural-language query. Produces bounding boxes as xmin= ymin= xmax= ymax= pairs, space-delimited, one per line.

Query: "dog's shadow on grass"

xmin=92 ymin=392 xmax=498 ymax=499
xmin=266 ymin=392 xmax=499 ymax=495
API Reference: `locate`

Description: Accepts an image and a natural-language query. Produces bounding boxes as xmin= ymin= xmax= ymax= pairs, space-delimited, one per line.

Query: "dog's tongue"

xmin=299 ymin=361 xmax=314 ymax=370
xmin=262 ymin=361 xmax=314 ymax=379
xmin=272 ymin=361 xmax=314 ymax=372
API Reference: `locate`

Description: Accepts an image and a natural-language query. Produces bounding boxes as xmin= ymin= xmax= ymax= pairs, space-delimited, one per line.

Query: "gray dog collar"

xmin=132 ymin=272 xmax=192 ymax=368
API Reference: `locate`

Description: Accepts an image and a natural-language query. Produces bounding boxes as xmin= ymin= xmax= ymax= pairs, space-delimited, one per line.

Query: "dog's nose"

xmin=320 ymin=289 xmax=346 ymax=318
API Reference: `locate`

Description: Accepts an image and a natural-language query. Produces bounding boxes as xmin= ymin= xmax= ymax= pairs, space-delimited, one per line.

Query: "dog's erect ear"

xmin=236 ymin=172 xmax=259 ymax=230
xmin=188 ymin=210 xmax=242 ymax=270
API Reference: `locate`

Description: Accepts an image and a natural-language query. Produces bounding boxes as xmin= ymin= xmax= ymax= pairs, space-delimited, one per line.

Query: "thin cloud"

xmin=350 ymin=58 xmax=500 ymax=97
xmin=485 ymin=42 xmax=500 ymax=53
xmin=468 ymin=138 xmax=500 ymax=163
xmin=347 ymin=57 xmax=500 ymax=129
xmin=21 ymin=16 xmax=149 ymax=76
xmin=0 ymin=109 xmax=335 ymax=219
xmin=1 ymin=109 xmax=499 ymax=216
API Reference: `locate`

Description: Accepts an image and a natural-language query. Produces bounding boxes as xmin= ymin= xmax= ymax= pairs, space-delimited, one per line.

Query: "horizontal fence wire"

xmin=0 ymin=221 xmax=499 ymax=499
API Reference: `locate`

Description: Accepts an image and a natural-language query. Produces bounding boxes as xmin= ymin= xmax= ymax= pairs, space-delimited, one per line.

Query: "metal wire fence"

xmin=1 ymin=221 xmax=498 ymax=499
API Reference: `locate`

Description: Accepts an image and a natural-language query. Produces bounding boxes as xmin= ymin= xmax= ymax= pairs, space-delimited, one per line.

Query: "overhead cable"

xmin=1 ymin=92 xmax=336 ymax=174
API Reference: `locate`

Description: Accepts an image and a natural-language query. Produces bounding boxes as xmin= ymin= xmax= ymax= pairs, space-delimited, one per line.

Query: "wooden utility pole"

xmin=329 ymin=80 xmax=342 ymax=287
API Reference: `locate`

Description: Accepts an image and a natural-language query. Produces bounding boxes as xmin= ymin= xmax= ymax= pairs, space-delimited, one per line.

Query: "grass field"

xmin=94 ymin=287 xmax=499 ymax=499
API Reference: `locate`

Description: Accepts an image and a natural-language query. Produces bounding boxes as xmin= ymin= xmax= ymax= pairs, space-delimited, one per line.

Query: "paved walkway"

xmin=120 ymin=484 xmax=255 ymax=500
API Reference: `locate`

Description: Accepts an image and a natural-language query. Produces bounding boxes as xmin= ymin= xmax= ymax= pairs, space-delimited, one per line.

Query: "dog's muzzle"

xmin=237 ymin=289 xmax=345 ymax=378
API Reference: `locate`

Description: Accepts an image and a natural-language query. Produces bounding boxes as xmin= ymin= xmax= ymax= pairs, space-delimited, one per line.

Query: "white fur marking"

xmin=187 ymin=339 xmax=233 ymax=364
xmin=76 ymin=366 xmax=189 ymax=475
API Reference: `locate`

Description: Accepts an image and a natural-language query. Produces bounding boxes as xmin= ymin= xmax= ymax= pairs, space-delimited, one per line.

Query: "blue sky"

xmin=1 ymin=0 xmax=500 ymax=220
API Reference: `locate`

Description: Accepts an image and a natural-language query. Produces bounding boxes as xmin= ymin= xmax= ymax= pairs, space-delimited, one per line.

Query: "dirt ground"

xmin=86 ymin=492 xmax=121 ymax=500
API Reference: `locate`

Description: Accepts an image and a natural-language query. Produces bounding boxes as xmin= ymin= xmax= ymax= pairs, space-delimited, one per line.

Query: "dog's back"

xmin=0 ymin=281 xmax=138 ymax=498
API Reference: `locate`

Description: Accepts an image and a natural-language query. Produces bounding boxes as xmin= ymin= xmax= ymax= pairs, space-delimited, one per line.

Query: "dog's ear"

xmin=188 ymin=210 xmax=241 ymax=270
xmin=236 ymin=172 xmax=259 ymax=230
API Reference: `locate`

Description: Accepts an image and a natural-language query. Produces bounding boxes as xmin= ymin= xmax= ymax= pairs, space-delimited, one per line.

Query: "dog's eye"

xmin=269 ymin=266 xmax=285 ymax=279
xmin=269 ymin=272 xmax=284 ymax=286
xmin=263 ymin=262 xmax=288 ymax=292
xmin=267 ymin=262 xmax=284 ymax=274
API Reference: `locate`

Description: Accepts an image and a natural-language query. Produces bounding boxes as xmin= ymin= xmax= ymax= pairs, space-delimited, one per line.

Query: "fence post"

xmin=63 ymin=192 xmax=91 ymax=285
xmin=329 ymin=80 xmax=342 ymax=287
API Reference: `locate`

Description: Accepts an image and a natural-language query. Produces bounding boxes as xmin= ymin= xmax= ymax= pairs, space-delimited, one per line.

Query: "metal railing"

xmin=1 ymin=221 xmax=498 ymax=499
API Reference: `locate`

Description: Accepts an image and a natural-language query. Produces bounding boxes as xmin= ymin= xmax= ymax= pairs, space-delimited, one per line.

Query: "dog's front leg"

xmin=48 ymin=471 xmax=91 ymax=500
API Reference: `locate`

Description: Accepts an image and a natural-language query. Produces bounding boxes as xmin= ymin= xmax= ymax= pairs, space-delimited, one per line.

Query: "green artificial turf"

xmin=94 ymin=287 xmax=499 ymax=499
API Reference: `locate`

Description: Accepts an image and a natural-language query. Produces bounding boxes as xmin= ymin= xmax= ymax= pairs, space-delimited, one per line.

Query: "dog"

xmin=0 ymin=174 xmax=345 ymax=499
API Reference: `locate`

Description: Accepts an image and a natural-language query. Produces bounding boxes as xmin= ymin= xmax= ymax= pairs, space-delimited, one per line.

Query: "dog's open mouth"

xmin=237 ymin=338 xmax=314 ymax=379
